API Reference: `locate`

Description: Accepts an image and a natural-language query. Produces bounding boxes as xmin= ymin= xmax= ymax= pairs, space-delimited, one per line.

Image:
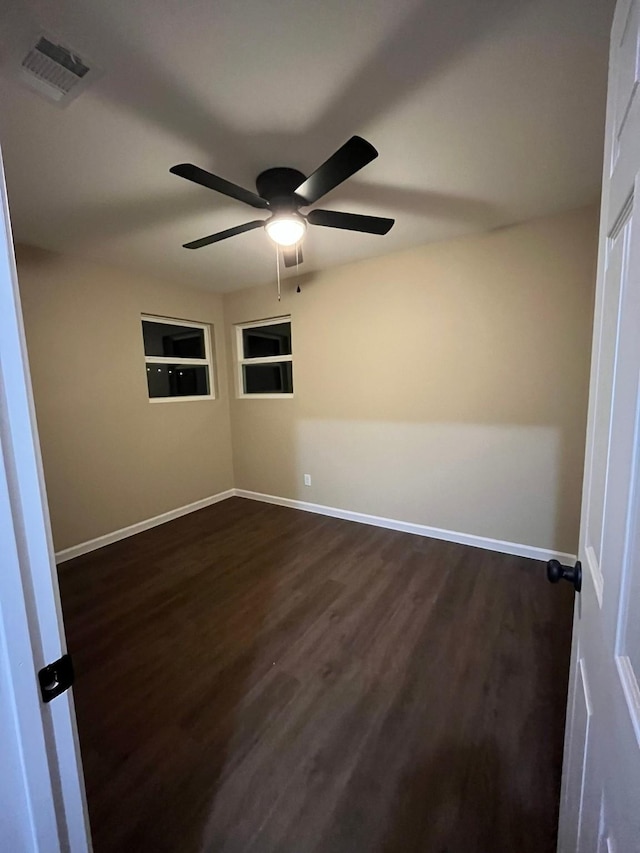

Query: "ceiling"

xmin=0 ymin=0 xmax=614 ymax=293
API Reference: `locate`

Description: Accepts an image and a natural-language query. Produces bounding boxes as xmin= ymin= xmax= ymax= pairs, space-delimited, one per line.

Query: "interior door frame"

xmin=0 ymin=143 xmax=91 ymax=850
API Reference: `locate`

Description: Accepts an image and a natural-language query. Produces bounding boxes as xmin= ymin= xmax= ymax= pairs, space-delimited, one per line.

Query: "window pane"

xmin=142 ymin=320 xmax=206 ymax=359
xmin=146 ymin=364 xmax=210 ymax=398
xmin=242 ymin=322 xmax=291 ymax=359
xmin=243 ymin=362 xmax=293 ymax=394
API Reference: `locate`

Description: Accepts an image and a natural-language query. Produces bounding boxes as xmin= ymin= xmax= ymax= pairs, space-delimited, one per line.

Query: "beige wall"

xmin=16 ymin=245 xmax=234 ymax=551
xmin=224 ymin=206 xmax=598 ymax=554
xmin=16 ymin=205 xmax=597 ymax=556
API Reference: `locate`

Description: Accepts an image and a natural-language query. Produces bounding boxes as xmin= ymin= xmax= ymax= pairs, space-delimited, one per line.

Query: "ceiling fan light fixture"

xmin=171 ymin=137 xmax=394 ymax=256
xmin=265 ymin=213 xmax=306 ymax=247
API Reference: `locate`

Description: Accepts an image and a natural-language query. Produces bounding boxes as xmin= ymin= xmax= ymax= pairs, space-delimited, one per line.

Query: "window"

xmin=141 ymin=315 xmax=215 ymax=401
xmin=236 ymin=317 xmax=293 ymax=397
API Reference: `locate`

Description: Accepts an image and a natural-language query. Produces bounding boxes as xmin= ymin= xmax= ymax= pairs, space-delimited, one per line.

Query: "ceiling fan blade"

xmin=308 ymin=209 xmax=394 ymax=235
xmin=283 ymin=245 xmax=304 ymax=268
xmin=170 ymin=164 xmax=269 ymax=210
xmin=295 ymin=137 xmax=378 ymax=205
xmin=183 ymin=220 xmax=264 ymax=249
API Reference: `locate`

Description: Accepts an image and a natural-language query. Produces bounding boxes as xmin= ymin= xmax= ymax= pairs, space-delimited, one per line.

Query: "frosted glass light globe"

xmin=265 ymin=214 xmax=306 ymax=246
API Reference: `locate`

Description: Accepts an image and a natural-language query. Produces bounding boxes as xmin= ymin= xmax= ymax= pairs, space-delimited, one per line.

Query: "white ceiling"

xmin=0 ymin=0 xmax=614 ymax=292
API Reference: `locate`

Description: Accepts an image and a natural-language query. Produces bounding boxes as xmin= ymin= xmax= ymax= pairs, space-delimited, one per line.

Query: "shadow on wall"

xmin=293 ymin=419 xmax=563 ymax=549
xmin=225 ymin=207 xmax=598 ymax=554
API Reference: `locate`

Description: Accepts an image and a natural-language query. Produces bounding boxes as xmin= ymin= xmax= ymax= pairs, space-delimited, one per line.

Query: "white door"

xmin=557 ymin=1 xmax=640 ymax=850
xmin=0 ymin=142 xmax=91 ymax=851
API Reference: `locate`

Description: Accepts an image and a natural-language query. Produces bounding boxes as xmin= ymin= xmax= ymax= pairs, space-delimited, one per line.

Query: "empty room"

xmin=2 ymin=0 xmax=640 ymax=852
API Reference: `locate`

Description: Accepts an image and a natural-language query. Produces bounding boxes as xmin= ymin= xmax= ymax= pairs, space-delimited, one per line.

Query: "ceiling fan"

xmin=169 ymin=136 xmax=395 ymax=268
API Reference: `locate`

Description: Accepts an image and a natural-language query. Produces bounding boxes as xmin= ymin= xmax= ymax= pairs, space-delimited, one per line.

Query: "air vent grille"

xmin=20 ymin=37 xmax=90 ymax=102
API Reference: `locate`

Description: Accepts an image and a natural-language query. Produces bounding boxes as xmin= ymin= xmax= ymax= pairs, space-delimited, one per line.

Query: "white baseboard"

xmin=234 ymin=489 xmax=577 ymax=564
xmin=56 ymin=486 xmax=576 ymax=566
xmin=55 ymin=489 xmax=235 ymax=563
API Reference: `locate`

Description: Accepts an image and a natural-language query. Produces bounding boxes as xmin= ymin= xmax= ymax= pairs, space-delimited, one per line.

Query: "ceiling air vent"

xmin=18 ymin=35 xmax=94 ymax=105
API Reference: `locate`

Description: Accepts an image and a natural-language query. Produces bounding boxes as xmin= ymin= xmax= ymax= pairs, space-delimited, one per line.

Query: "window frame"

xmin=235 ymin=316 xmax=293 ymax=399
xmin=142 ymin=314 xmax=216 ymax=403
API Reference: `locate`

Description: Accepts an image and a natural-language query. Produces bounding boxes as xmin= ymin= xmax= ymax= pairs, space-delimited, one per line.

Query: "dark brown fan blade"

xmin=183 ymin=220 xmax=264 ymax=250
xmin=308 ymin=209 xmax=394 ymax=235
xmin=283 ymin=245 xmax=304 ymax=268
xmin=170 ymin=164 xmax=269 ymax=210
xmin=295 ymin=137 xmax=378 ymax=205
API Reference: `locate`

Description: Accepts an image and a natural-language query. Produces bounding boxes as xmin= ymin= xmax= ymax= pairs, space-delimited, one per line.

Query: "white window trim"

xmin=235 ymin=316 xmax=293 ymax=399
xmin=142 ymin=314 xmax=215 ymax=402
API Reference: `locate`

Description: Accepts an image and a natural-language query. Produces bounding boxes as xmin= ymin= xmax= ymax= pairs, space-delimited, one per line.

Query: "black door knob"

xmin=546 ymin=559 xmax=582 ymax=593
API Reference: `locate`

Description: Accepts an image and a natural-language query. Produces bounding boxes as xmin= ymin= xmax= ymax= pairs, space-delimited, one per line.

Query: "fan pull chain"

xmin=296 ymin=244 xmax=301 ymax=293
xmin=276 ymin=245 xmax=281 ymax=302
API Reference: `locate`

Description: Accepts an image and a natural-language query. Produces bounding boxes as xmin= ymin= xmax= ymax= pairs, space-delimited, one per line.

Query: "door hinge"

xmin=38 ymin=653 xmax=74 ymax=703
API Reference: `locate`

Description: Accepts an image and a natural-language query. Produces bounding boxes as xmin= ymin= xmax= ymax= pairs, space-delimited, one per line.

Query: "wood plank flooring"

xmin=58 ymin=497 xmax=574 ymax=853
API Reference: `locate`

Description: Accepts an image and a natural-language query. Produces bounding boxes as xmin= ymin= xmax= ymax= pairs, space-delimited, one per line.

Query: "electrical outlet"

xmin=304 ymin=474 xmax=311 ymax=486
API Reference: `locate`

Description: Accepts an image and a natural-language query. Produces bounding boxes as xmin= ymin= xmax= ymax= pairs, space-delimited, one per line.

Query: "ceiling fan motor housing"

xmin=255 ymin=167 xmax=307 ymax=210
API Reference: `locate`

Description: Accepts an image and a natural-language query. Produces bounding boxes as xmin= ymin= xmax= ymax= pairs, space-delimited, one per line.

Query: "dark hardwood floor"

xmin=58 ymin=497 xmax=574 ymax=853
